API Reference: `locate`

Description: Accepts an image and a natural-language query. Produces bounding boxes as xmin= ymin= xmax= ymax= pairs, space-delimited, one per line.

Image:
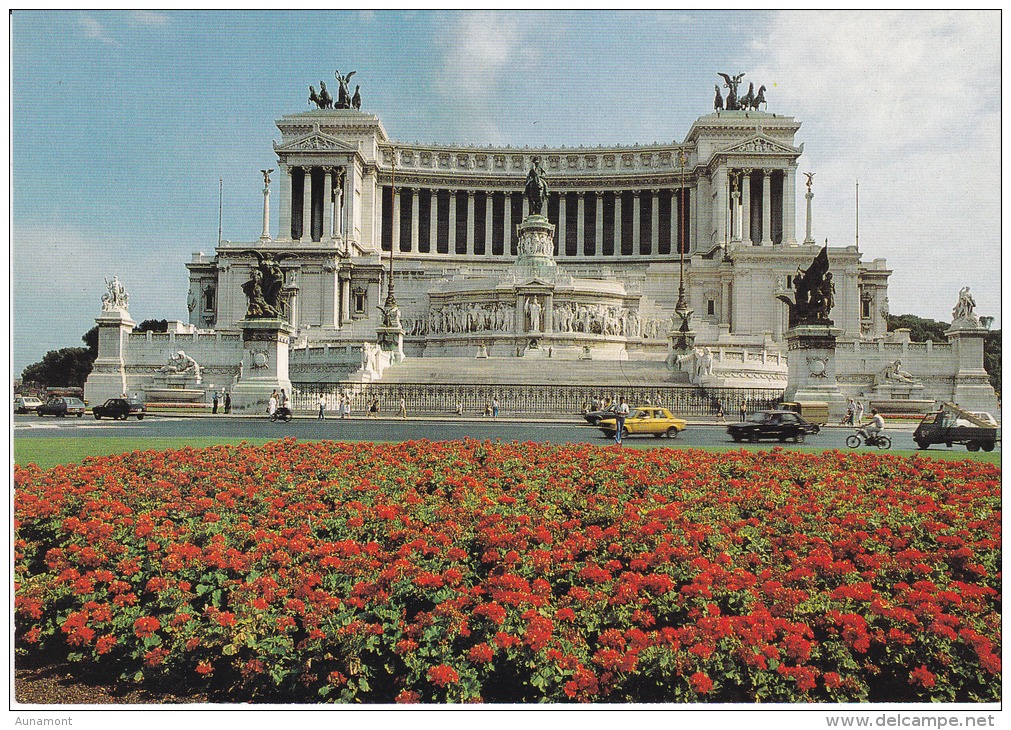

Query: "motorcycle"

xmin=269 ymin=406 xmax=292 ymax=423
xmin=846 ymin=429 xmax=891 ymax=450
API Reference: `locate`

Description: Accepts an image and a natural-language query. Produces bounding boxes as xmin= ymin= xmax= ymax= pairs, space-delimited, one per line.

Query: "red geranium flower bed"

xmin=14 ymin=439 xmax=1000 ymax=703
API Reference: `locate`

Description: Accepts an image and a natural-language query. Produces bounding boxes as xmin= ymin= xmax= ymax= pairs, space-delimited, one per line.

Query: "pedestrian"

xmin=455 ymin=401 xmax=464 ymax=415
xmin=484 ymin=400 xmax=492 ymax=417
xmin=492 ymin=397 xmax=499 ymax=419
xmin=212 ymin=391 xmax=219 ymax=414
xmin=224 ymin=392 xmax=231 ymax=414
xmin=715 ymin=402 xmax=725 ymax=422
xmin=842 ymin=399 xmax=855 ymax=426
xmin=280 ymin=389 xmax=290 ymax=410
xmin=267 ymin=391 xmax=278 ymax=418
xmin=399 ymin=396 xmax=407 ymax=419
xmin=369 ymin=398 xmax=380 ymax=418
xmin=342 ymin=398 xmax=351 ymax=419
xmin=318 ymin=395 xmax=326 ymax=420
xmin=854 ymin=400 xmax=865 ymax=425
xmin=739 ymin=402 xmax=746 ymax=422
xmin=614 ymin=397 xmax=630 ymax=445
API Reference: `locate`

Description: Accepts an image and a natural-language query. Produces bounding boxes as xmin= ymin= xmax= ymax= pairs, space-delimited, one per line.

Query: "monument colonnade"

xmin=272 ymin=160 xmax=795 ymax=258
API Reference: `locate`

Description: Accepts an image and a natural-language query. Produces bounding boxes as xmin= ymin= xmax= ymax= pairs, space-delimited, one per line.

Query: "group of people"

xmin=842 ymin=398 xmax=866 ymax=426
xmin=211 ymin=391 xmax=231 ymax=414
xmin=267 ymin=389 xmax=290 ymax=417
xmin=316 ymin=395 xmax=352 ymax=420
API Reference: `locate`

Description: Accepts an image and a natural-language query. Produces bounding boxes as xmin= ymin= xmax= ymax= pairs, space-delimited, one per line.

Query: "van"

xmin=777 ymin=401 xmax=830 ymax=426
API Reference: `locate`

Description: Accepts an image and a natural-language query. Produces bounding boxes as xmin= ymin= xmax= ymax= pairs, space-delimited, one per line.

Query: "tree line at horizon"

xmin=16 ymin=316 xmax=1001 ymax=398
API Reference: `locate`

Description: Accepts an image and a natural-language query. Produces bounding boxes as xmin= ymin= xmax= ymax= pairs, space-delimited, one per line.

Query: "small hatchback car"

xmin=37 ymin=397 xmax=87 ymax=418
xmin=92 ymin=397 xmax=147 ymax=420
xmin=598 ymin=407 xmax=688 ymax=439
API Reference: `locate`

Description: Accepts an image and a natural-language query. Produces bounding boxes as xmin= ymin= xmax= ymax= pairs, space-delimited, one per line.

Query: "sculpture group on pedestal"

xmin=715 ymin=72 xmax=768 ymax=111
xmin=241 ymin=251 xmax=292 ymax=319
xmin=952 ymin=286 xmax=979 ymax=326
xmin=776 ymin=247 xmax=836 ymax=328
xmin=308 ymin=71 xmax=363 ymax=110
xmin=101 ymin=276 xmax=129 ymax=312
xmin=158 ymin=350 xmax=201 ymax=382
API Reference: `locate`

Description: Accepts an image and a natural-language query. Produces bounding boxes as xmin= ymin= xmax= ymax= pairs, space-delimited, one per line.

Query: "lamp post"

xmin=673 ymin=150 xmax=694 ymax=351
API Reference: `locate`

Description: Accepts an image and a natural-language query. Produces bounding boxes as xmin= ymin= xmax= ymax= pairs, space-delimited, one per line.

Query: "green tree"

xmin=20 ymin=347 xmax=95 ymax=389
xmin=885 ymin=313 xmax=948 ymax=342
xmin=82 ymin=326 xmax=98 ymax=357
xmin=133 ymin=319 xmax=168 ymax=333
xmin=984 ymin=329 xmax=1001 ymax=396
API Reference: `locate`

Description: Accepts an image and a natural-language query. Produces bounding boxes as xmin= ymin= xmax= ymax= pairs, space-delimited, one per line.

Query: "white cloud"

xmin=79 ymin=15 xmax=121 ymax=46
xmin=127 ymin=10 xmax=170 ymax=27
xmin=750 ymin=10 xmax=1000 ymax=325
xmin=434 ymin=12 xmax=525 ymax=142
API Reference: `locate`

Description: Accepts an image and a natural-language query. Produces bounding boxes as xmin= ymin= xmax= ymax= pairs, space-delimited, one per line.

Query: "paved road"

xmin=12 ymin=414 xmax=997 ymax=453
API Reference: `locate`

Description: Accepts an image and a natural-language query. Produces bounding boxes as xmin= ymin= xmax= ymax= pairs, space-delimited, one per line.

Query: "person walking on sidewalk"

xmin=492 ymin=397 xmax=500 ymax=419
xmin=224 ymin=392 xmax=231 ymax=414
xmin=318 ymin=395 xmax=326 ymax=421
xmin=267 ymin=391 xmax=278 ymax=418
xmin=399 ymin=396 xmax=407 ymax=419
xmin=212 ymin=391 xmax=219 ymax=414
xmin=614 ymin=397 xmax=630 ymax=445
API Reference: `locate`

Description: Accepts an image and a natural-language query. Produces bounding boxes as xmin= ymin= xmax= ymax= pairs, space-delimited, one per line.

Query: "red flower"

xmin=133 ymin=616 xmax=160 ymax=639
xmin=909 ymin=666 xmax=936 ymax=688
xmin=467 ymin=643 xmax=494 ymax=664
xmin=427 ymin=664 xmax=460 ymax=688
xmin=690 ymin=672 xmax=714 ymax=694
xmin=196 ymin=661 xmax=213 ymax=675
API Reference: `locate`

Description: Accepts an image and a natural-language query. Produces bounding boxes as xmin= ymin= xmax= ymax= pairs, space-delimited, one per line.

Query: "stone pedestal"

xmin=229 ymin=319 xmax=294 ymax=413
xmin=514 ymin=215 xmax=557 ymax=282
xmin=784 ymin=325 xmax=847 ymax=417
xmin=84 ymin=308 xmax=135 ymax=405
xmin=945 ymin=322 xmax=999 ymax=412
xmin=377 ymin=325 xmax=405 ymax=362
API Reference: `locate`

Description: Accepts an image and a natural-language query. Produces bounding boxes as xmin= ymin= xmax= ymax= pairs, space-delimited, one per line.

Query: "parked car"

xmin=13 ymin=396 xmax=44 ymax=414
xmin=36 ymin=396 xmax=86 ymax=418
xmin=92 ymin=397 xmax=147 ymax=420
xmin=584 ymin=404 xmax=620 ymax=426
xmin=728 ymin=410 xmax=819 ymax=443
xmin=913 ymin=403 xmax=997 ymax=452
xmin=598 ymin=407 xmax=688 ymax=439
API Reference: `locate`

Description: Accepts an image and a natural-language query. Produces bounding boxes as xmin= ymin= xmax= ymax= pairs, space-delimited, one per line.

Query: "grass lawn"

xmin=12 ymin=436 xmax=1001 ymax=470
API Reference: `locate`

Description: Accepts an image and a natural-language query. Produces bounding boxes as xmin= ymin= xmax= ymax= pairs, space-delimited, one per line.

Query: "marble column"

xmin=595 ymin=192 xmax=604 ymax=259
xmin=261 ymin=171 xmax=271 ymax=240
xmin=741 ymin=169 xmax=752 ymax=245
xmin=544 ymin=293 xmax=554 ymax=334
xmin=410 ymin=188 xmax=420 ymax=253
xmin=322 ymin=168 xmax=334 ymax=240
xmin=672 ymin=189 xmax=680 ymax=254
xmin=504 ymin=191 xmax=512 ymax=255
xmin=448 ymin=190 xmax=458 ymax=254
xmin=714 ymin=168 xmax=728 ymax=245
xmin=632 ymin=191 xmax=641 ymax=256
xmin=301 ymin=167 xmax=313 ymax=241
xmin=688 ymin=186 xmax=697 ymax=254
xmin=429 ymin=188 xmax=438 ymax=253
xmin=613 ymin=192 xmax=622 ymax=257
xmin=730 ymin=176 xmax=741 ymax=242
xmin=341 ymin=163 xmax=356 ymax=245
xmin=278 ymin=164 xmax=292 ymax=240
xmin=783 ymin=168 xmax=797 ymax=244
xmin=651 ymin=190 xmax=660 ymax=254
xmin=392 ymin=187 xmax=401 ymax=252
xmin=522 ymin=196 xmax=529 ymax=221
xmin=576 ymin=192 xmax=586 ymax=258
xmin=484 ymin=192 xmax=494 ymax=255
xmin=558 ymin=193 xmax=567 ymax=257
xmin=761 ymin=169 xmax=773 ymax=246
xmin=334 ymin=169 xmax=345 ymax=240
xmin=466 ymin=191 xmax=476 ymax=255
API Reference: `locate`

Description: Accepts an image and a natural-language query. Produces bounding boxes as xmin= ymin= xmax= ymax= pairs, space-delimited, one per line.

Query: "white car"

xmin=14 ymin=396 xmax=44 ymax=414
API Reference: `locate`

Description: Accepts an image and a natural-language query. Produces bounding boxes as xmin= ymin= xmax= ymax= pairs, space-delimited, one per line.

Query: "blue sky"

xmin=11 ymin=10 xmax=1001 ymax=377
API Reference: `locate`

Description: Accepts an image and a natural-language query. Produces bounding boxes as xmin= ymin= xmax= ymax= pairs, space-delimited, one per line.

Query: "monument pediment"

xmin=720 ymin=135 xmax=799 ymax=156
xmin=273 ymin=132 xmax=357 ymax=154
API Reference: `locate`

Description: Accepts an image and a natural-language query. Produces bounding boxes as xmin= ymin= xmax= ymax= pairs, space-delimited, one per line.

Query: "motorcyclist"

xmin=858 ymin=408 xmax=885 ymax=444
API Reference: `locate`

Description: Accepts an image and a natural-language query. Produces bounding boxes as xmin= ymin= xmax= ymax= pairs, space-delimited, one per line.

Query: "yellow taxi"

xmin=598 ymin=406 xmax=688 ymax=439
